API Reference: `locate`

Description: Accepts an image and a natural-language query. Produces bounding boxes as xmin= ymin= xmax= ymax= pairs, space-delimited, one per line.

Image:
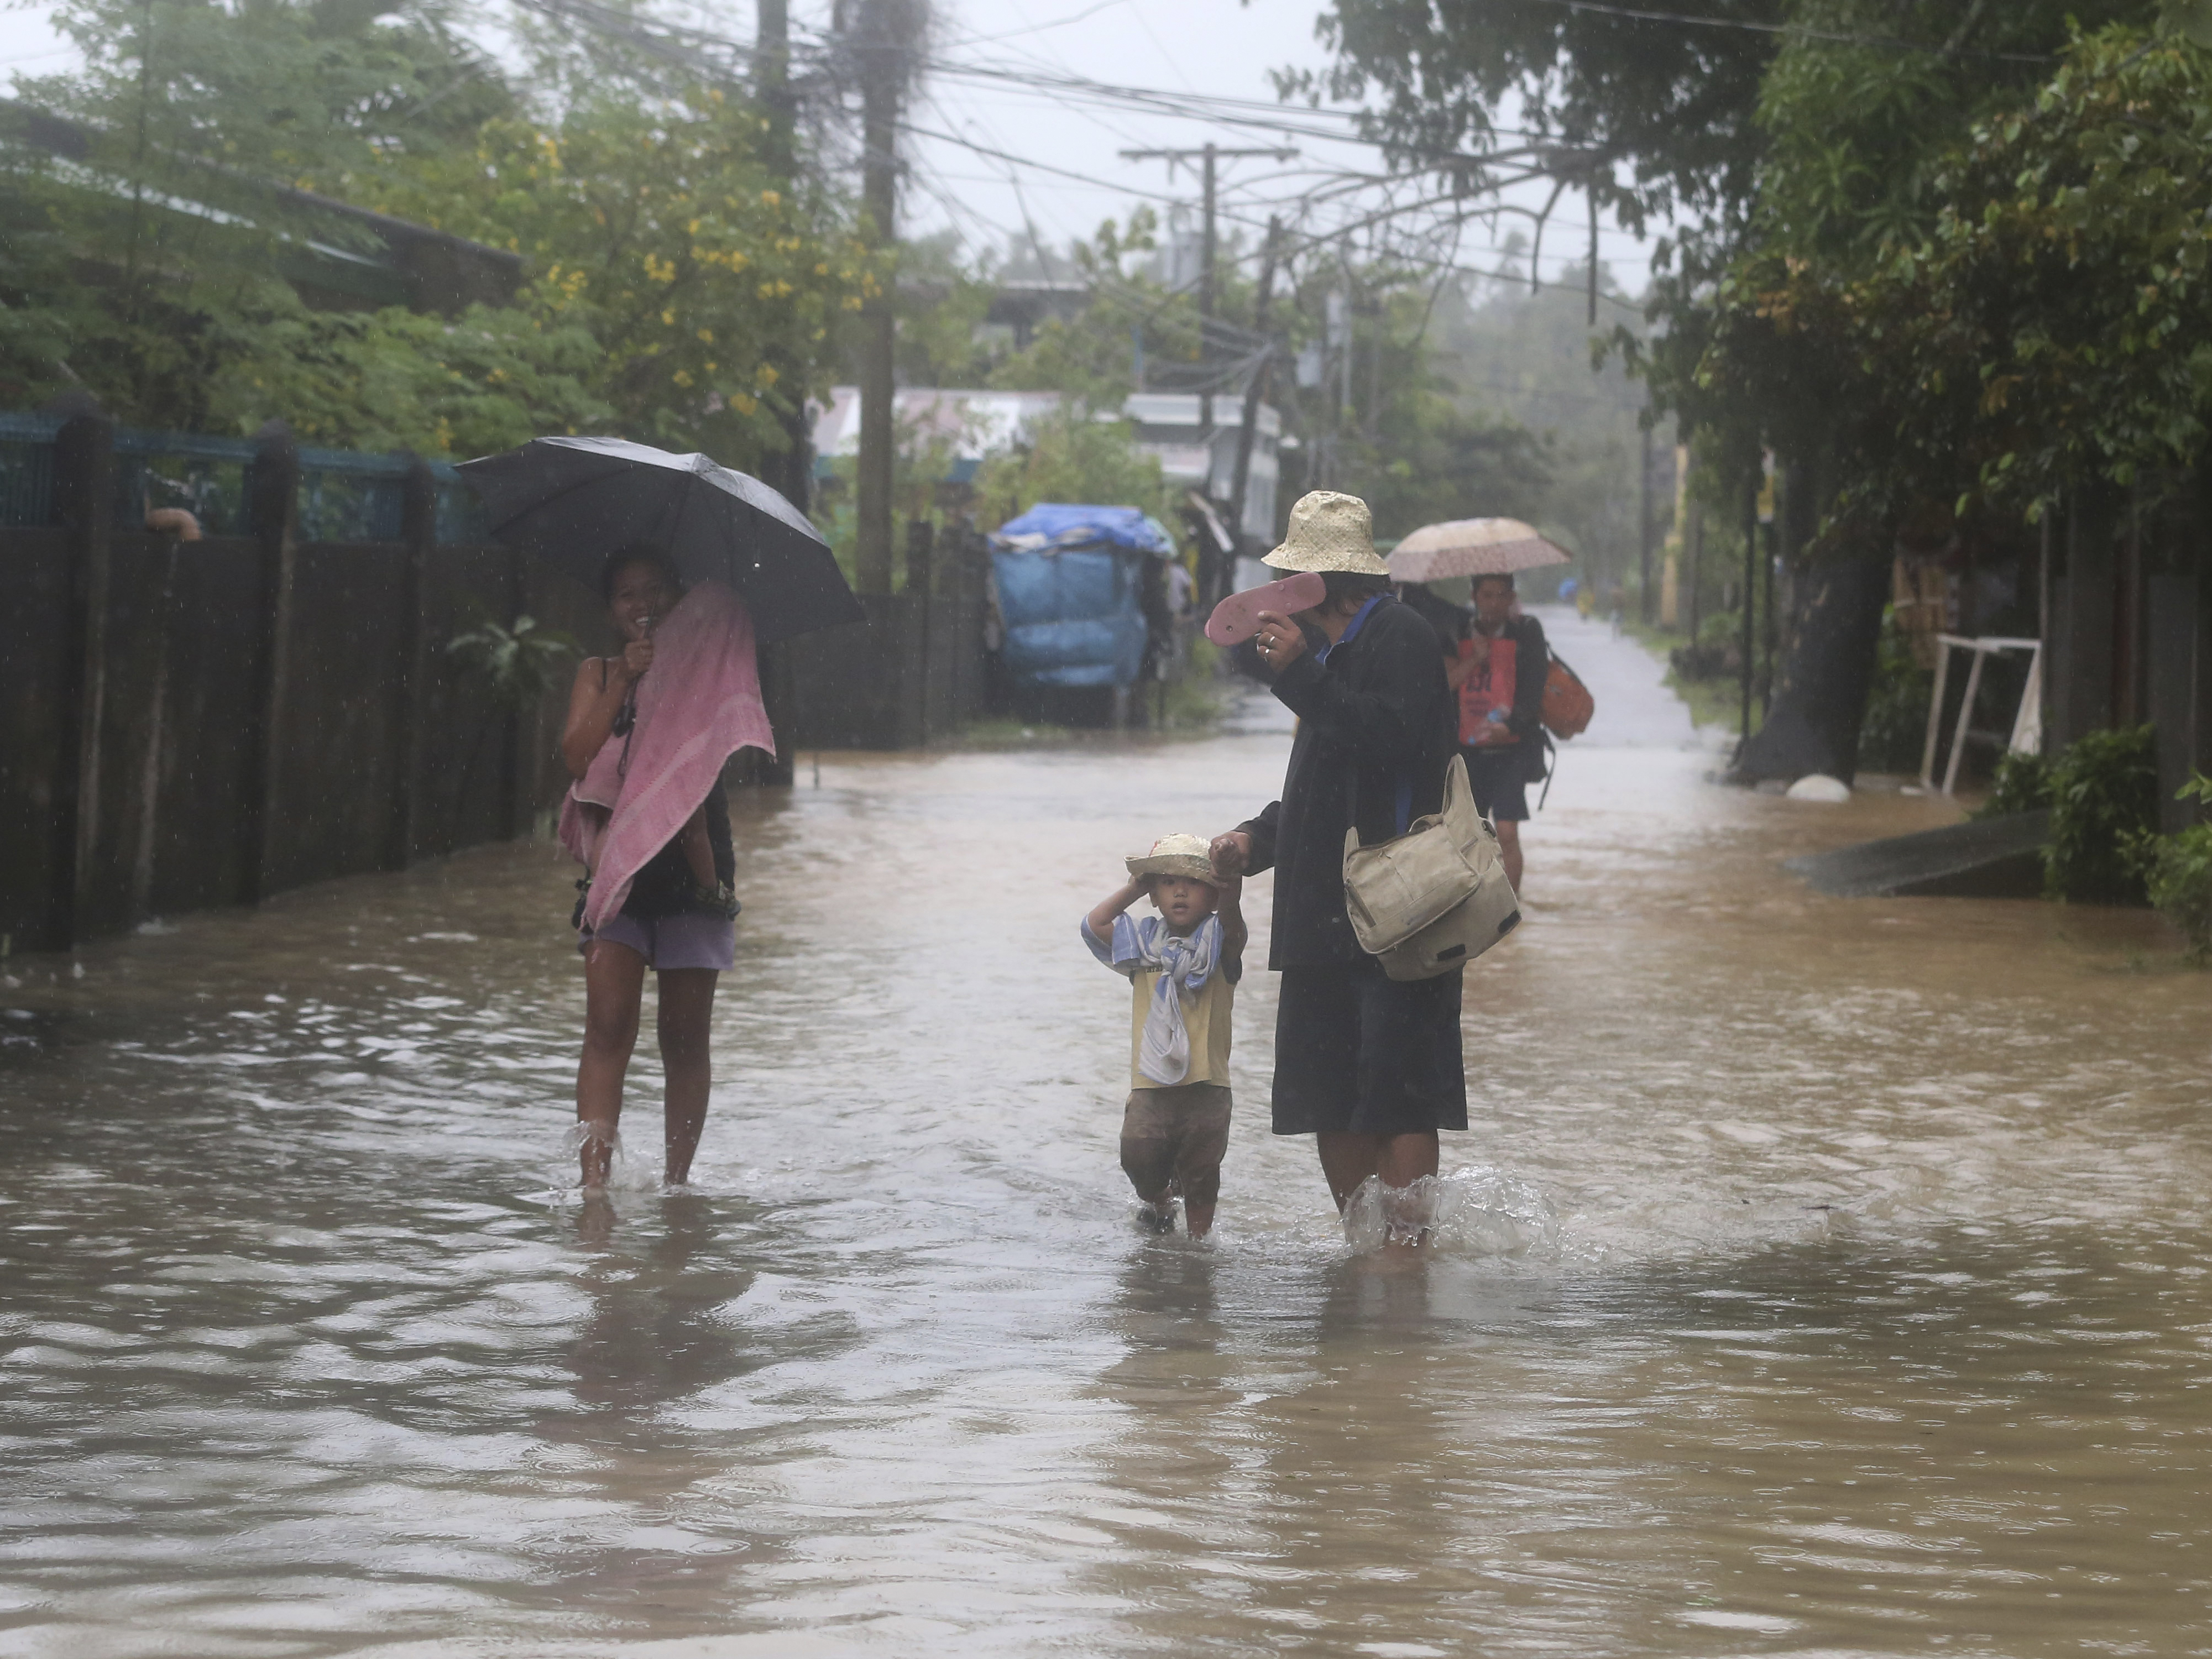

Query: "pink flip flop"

xmin=1205 ymin=572 xmax=1329 ymax=645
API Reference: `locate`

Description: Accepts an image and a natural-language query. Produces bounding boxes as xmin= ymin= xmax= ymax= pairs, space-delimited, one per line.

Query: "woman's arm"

xmin=562 ymin=657 xmax=629 ymax=779
xmin=1212 ymin=799 xmax=1279 ymax=880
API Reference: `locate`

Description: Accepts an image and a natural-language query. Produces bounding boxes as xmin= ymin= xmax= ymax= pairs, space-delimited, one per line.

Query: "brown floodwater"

xmin=2 ymin=610 xmax=2207 ymax=1658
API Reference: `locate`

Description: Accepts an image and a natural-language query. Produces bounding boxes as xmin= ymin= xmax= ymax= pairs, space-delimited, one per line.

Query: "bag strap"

xmin=1347 ymin=763 xmax=1418 ymax=846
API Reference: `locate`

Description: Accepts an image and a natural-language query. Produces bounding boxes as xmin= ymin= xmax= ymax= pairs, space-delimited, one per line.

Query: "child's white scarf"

xmin=1091 ymin=913 xmax=1222 ymax=1085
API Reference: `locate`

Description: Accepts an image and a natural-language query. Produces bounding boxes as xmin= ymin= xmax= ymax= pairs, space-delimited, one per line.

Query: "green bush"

xmin=2140 ymin=774 xmax=2212 ymax=962
xmin=1974 ymin=750 xmax=2053 ymax=819
xmin=1859 ymin=619 xmax=1934 ymax=774
xmin=2043 ymin=724 xmax=2159 ymax=904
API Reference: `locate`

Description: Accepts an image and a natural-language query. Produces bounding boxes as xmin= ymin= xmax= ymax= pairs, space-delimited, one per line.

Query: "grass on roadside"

xmin=1618 ymin=618 xmax=1759 ymax=736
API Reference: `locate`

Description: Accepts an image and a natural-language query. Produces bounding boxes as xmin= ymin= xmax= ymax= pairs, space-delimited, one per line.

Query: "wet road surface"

xmin=3 ymin=610 xmax=2208 ymax=1657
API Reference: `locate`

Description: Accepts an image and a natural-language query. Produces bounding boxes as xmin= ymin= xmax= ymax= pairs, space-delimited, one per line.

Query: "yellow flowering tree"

xmin=342 ymin=87 xmax=877 ymax=468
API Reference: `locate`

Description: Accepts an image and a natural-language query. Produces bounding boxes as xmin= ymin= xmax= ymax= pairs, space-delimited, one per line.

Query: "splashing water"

xmin=1343 ymin=1165 xmax=1561 ymax=1258
xmin=547 ymin=1118 xmax=642 ymax=1202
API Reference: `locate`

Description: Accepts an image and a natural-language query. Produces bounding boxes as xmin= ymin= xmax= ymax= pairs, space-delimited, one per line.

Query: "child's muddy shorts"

xmin=1121 ymin=1082 xmax=1232 ymax=1192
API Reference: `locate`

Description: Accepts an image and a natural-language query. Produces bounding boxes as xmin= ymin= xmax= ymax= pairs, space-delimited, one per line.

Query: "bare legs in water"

xmin=1317 ymin=1131 xmax=1441 ymax=1248
xmin=576 ymin=940 xmax=717 ymax=1188
xmin=1316 ymin=1131 xmax=1440 ymax=1211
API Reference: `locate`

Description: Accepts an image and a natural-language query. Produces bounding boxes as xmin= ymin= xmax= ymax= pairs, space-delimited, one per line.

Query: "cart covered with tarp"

xmin=989 ymin=503 xmax=1176 ymax=689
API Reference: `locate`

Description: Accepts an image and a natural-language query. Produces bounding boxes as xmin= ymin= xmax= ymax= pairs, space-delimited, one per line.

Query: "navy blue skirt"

xmin=1270 ymin=955 xmax=1468 ymax=1135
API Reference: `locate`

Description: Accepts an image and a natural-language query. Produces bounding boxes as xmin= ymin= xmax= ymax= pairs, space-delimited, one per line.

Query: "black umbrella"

xmin=457 ymin=436 xmax=864 ymax=643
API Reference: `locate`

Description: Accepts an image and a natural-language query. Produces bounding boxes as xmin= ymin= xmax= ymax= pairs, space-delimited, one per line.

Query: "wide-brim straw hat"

xmin=1262 ymin=490 xmax=1392 ymax=577
xmin=1126 ymin=833 xmax=1220 ymax=886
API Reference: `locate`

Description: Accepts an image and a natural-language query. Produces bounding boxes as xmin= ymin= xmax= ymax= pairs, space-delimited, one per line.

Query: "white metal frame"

xmin=1918 ymin=634 xmax=2043 ymax=796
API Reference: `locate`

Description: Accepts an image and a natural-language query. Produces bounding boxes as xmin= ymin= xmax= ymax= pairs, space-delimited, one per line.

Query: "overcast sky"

xmin=0 ymin=0 xmax=1659 ymax=295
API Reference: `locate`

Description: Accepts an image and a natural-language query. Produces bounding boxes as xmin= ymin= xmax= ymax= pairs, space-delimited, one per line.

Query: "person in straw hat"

xmin=1082 ymin=833 xmax=1248 ymax=1237
xmin=1206 ymin=491 xmax=1467 ymax=1224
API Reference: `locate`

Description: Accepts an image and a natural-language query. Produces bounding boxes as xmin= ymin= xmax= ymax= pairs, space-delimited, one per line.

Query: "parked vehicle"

xmin=989 ymin=503 xmax=1178 ymax=723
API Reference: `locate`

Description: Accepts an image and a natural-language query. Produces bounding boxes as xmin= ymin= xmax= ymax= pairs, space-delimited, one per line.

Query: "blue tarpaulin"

xmin=989 ymin=503 xmax=1176 ymax=557
xmin=989 ymin=503 xmax=1175 ymax=689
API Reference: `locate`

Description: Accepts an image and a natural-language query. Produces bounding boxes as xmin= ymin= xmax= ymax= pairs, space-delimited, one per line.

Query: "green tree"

xmin=2 ymin=0 xmax=518 ymax=425
xmin=975 ymin=402 xmax=1173 ymax=523
xmin=986 ymin=212 xmax=1196 ymax=408
xmin=342 ymin=86 xmax=876 ymax=467
xmin=1723 ymin=27 xmax=2212 ymax=520
xmin=1 ymin=0 xmax=872 ymax=466
xmin=223 ymin=303 xmax=608 ymax=457
xmin=1309 ymin=0 xmax=2162 ymax=782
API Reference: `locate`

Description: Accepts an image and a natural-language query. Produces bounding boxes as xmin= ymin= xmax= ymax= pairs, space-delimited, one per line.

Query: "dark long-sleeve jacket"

xmin=1236 ymin=598 xmax=1459 ymax=969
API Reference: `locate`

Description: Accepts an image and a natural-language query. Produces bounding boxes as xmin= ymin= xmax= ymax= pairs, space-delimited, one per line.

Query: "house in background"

xmin=0 ymin=98 xmax=522 ymax=319
xmin=810 ymin=386 xmax=1283 ymax=546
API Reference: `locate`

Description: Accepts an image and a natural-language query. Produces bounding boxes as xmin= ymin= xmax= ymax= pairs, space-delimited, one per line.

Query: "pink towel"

xmin=557 ymin=579 xmax=776 ymax=930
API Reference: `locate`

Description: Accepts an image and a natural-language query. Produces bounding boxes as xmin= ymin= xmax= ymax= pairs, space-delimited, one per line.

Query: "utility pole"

xmin=1222 ymin=216 xmax=1284 ymax=606
xmin=1120 ymin=143 xmax=1295 ymax=494
xmin=751 ymin=0 xmax=805 ymax=786
xmin=1200 ymin=145 xmax=1216 ymax=439
xmin=1637 ymin=422 xmax=1653 ymax=625
xmin=854 ymin=0 xmax=908 ymax=597
xmin=756 ymin=0 xmax=808 ymax=515
xmin=757 ymin=0 xmax=793 ymax=179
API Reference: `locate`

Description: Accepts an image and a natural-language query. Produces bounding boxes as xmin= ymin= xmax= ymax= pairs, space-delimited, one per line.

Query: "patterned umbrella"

xmin=1386 ymin=517 xmax=1572 ymax=584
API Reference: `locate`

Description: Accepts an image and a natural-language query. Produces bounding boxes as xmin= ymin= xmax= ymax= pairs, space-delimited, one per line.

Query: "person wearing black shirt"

xmin=1207 ymin=493 xmax=1466 ymax=1220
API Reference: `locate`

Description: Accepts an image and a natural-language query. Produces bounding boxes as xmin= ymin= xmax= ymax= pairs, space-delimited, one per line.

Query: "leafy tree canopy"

xmin=0 ymin=0 xmax=871 ymax=467
xmin=976 ymin=402 xmax=1174 ymax=525
xmin=338 ymin=85 xmax=878 ymax=462
xmin=1702 ymin=25 xmax=2212 ymax=521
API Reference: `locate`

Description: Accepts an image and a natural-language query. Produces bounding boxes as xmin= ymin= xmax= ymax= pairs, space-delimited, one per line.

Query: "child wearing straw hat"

xmin=1081 ymin=835 xmax=1248 ymax=1237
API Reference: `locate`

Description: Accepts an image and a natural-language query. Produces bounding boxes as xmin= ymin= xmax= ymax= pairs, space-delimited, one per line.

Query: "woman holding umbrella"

xmin=1453 ymin=572 xmax=1548 ymax=891
xmin=460 ymin=437 xmax=862 ymax=1190
xmin=1388 ymin=519 xmax=1570 ymax=893
xmin=561 ymin=547 xmax=744 ymax=1191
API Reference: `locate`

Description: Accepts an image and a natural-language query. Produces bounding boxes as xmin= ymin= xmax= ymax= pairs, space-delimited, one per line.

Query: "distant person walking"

xmin=1207 ymin=492 xmax=1465 ymax=1216
xmin=1450 ymin=572 xmax=1548 ymax=892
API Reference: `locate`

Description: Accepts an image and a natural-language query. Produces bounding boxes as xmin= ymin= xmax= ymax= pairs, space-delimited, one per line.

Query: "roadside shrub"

xmin=2043 ymin=724 xmax=2159 ymax=904
xmin=2138 ymin=774 xmax=2212 ymax=962
xmin=1974 ymin=750 xmax=2053 ymax=819
xmin=1669 ymin=607 xmax=1742 ymax=681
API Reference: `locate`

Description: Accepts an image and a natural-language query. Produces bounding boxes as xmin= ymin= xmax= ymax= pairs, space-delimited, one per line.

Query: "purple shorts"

xmin=578 ymin=910 xmax=735 ymax=972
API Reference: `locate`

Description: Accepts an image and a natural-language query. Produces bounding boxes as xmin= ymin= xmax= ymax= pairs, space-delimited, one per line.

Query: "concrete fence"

xmin=1 ymin=412 xmax=989 ymax=955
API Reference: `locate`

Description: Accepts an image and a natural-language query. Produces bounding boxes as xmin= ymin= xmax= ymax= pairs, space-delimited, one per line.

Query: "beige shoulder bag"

xmin=1341 ymin=752 xmax=1521 ymax=980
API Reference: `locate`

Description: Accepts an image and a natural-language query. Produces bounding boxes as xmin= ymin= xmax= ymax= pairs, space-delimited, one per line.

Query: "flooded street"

xmin=3 ymin=610 xmax=2208 ymax=1658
